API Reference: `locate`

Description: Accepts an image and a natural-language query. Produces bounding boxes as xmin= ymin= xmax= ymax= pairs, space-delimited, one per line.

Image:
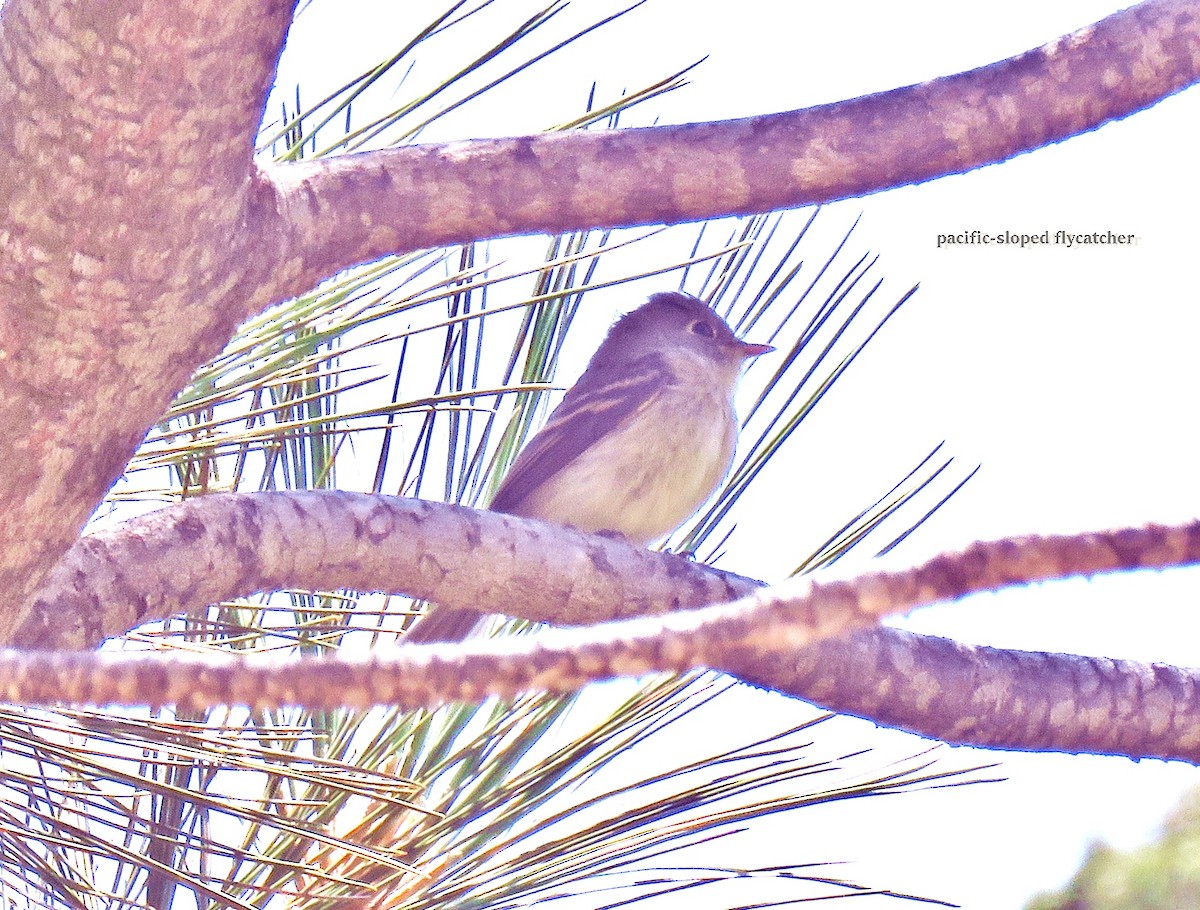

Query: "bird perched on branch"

xmin=406 ymin=291 xmax=772 ymax=644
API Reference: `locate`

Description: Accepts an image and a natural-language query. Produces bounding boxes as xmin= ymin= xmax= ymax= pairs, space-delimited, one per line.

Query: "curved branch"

xmin=18 ymin=492 xmax=753 ymax=650
xmin=24 ymin=492 xmax=1200 ymax=761
xmin=2 ymin=631 xmax=1197 ymax=761
xmin=270 ymin=0 xmax=1200 ymax=281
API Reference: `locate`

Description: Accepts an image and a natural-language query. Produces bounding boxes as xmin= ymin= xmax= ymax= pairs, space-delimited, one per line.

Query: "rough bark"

xmin=0 ymin=0 xmax=299 ymax=624
xmin=20 ymin=492 xmax=1200 ymax=762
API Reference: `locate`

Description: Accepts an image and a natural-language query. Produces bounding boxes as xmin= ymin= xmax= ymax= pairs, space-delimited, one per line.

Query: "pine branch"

xmin=21 ymin=492 xmax=1200 ymax=763
xmin=268 ymin=0 xmax=1200 ymax=285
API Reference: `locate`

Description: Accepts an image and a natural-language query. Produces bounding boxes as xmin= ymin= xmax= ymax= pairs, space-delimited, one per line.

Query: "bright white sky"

xmin=274 ymin=2 xmax=1200 ymax=906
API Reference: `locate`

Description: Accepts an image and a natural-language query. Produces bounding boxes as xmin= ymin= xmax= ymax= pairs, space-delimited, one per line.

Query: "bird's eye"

xmin=689 ymin=320 xmax=716 ymax=338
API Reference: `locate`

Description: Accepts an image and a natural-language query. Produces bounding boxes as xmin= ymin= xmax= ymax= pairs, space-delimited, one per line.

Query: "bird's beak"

xmin=738 ymin=341 xmax=774 ymax=359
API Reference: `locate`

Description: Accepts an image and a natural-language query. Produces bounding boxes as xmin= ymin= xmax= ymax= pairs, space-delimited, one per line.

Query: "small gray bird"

xmin=407 ymin=291 xmax=771 ymax=643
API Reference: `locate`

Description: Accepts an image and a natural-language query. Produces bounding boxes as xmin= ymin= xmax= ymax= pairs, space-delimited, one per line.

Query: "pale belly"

xmin=519 ymin=387 xmax=737 ymax=545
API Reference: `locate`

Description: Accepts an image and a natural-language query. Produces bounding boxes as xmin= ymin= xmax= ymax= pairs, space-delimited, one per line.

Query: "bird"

xmin=405 ymin=291 xmax=772 ymax=644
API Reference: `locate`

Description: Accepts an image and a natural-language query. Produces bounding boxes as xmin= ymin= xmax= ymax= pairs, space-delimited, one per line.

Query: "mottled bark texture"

xmin=20 ymin=494 xmax=1200 ymax=761
xmin=278 ymin=0 xmax=1200 ymax=262
xmin=16 ymin=492 xmax=754 ymax=650
xmin=0 ymin=0 xmax=300 ymax=628
xmin=0 ymin=0 xmax=1198 ymax=760
xmin=7 ymin=643 xmax=1197 ymax=760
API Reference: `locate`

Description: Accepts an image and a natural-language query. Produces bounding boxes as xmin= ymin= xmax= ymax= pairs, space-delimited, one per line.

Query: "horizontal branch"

xmin=23 ymin=492 xmax=1200 ymax=761
xmin=14 ymin=636 xmax=1198 ymax=762
xmin=3 ymin=631 xmax=1198 ymax=761
xmin=270 ymin=0 xmax=1200 ymax=284
xmin=18 ymin=492 xmax=753 ymax=650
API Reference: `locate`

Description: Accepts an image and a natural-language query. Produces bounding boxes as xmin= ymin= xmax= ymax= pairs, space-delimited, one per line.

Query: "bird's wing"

xmin=489 ymin=352 xmax=671 ymax=516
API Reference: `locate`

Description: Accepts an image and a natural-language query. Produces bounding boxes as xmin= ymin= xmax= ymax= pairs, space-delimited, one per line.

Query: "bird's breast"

xmin=519 ymin=379 xmax=737 ymax=545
